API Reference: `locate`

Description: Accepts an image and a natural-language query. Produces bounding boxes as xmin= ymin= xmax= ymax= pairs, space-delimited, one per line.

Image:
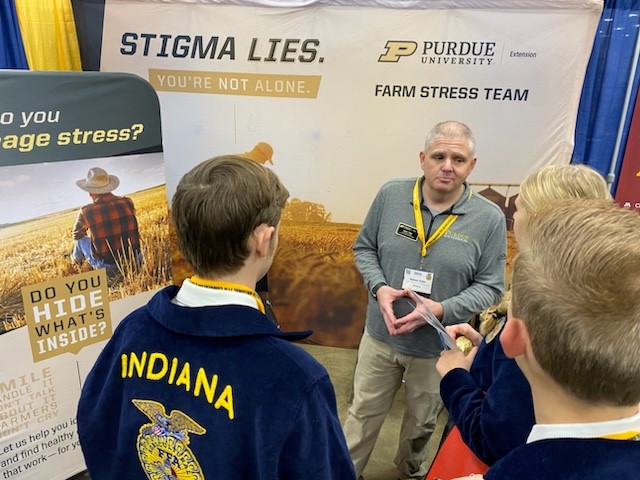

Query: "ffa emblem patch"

xmin=485 ymin=316 xmax=507 ymax=344
xmin=133 ymin=399 xmax=206 ymax=479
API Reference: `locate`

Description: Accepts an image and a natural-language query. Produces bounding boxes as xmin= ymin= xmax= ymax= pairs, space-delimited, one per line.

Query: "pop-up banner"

xmin=100 ymin=0 xmax=602 ymax=347
xmin=0 ymin=71 xmax=170 ymax=480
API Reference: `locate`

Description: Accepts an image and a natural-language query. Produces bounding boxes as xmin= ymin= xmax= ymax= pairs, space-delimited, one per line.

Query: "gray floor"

xmin=303 ymin=344 xmax=448 ymax=480
xmin=69 ymin=344 xmax=447 ymax=480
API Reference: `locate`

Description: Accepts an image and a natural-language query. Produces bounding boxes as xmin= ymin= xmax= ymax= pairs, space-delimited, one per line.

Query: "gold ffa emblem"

xmin=133 ymin=399 xmax=207 ymax=480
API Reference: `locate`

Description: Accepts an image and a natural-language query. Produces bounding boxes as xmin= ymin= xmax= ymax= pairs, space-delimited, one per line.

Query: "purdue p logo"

xmin=378 ymin=41 xmax=418 ymax=62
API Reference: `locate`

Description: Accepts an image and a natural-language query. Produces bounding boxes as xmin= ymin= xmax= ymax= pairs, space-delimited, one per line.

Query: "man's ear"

xmin=253 ymin=224 xmax=275 ymax=257
xmin=500 ymin=317 xmax=530 ymax=359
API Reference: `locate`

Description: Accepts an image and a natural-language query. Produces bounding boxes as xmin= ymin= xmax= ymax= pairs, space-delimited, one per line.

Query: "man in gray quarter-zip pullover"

xmin=343 ymin=121 xmax=506 ymax=480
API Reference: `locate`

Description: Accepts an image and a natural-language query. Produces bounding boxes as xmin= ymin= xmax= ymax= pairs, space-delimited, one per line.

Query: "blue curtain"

xmin=0 ymin=0 xmax=29 ymax=69
xmin=573 ymin=0 xmax=640 ymax=193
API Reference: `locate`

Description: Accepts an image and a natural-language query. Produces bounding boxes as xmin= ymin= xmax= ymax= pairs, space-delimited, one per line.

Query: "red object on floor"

xmin=425 ymin=425 xmax=489 ymax=480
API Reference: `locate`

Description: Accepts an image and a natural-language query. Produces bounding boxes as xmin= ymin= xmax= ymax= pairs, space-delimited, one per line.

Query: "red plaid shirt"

xmin=73 ymin=193 xmax=141 ymax=264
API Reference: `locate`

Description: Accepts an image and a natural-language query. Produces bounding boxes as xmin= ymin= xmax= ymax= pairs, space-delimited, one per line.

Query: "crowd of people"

xmin=76 ymin=121 xmax=640 ymax=480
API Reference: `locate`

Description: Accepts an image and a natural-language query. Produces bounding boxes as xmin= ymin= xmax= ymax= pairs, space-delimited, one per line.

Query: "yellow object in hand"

xmin=456 ymin=336 xmax=473 ymax=355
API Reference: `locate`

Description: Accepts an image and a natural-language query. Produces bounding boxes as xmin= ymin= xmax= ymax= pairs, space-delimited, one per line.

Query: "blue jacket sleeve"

xmin=279 ymin=376 xmax=356 ymax=480
xmin=439 ymin=338 xmax=535 ymax=465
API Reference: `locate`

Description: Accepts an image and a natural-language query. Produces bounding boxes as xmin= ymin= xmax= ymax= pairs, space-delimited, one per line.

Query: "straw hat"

xmin=76 ymin=167 xmax=120 ymax=194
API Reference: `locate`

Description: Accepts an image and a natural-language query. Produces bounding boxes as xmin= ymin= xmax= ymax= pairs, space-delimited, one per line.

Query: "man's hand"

xmin=436 ymin=347 xmax=478 ymax=378
xmin=374 ymin=285 xmax=406 ymax=335
xmin=389 ymin=307 xmax=428 ymax=335
xmin=392 ymin=290 xmax=443 ymax=335
xmin=375 ymin=288 xmax=444 ymax=336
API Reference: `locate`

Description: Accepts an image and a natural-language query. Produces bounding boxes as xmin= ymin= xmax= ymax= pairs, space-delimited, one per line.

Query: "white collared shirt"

xmin=171 ymin=278 xmax=261 ymax=310
xmin=527 ymin=406 xmax=640 ymax=443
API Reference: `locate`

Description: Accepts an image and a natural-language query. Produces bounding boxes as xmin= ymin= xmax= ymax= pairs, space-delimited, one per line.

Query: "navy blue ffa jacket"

xmin=439 ymin=320 xmax=535 ymax=465
xmin=77 ymin=286 xmax=355 ymax=480
xmin=485 ymin=437 xmax=640 ymax=479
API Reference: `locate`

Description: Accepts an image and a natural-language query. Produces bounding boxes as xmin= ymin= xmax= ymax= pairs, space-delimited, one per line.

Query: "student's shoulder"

xmin=101 ymin=300 xmax=157 ymax=349
xmin=267 ymin=338 xmax=331 ymax=383
xmin=487 ymin=438 xmax=640 ymax=479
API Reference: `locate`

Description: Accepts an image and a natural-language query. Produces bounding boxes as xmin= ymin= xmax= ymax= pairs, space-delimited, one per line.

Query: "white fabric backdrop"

xmin=101 ymin=0 xmax=602 ymax=222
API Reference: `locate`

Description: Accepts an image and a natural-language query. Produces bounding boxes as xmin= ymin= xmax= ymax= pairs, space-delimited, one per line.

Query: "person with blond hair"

xmin=473 ymin=198 xmax=640 ymax=478
xmin=436 ymin=164 xmax=611 ymax=466
xmin=512 ymin=163 xmax=612 ymax=240
xmin=77 ymin=155 xmax=355 ymax=480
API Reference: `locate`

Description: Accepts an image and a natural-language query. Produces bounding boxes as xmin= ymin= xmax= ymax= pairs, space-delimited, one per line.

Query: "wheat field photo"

xmin=0 ymin=185 xmax=172 ymax=335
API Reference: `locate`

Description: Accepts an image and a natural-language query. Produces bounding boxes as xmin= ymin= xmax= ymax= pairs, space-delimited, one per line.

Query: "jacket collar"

xmin=147 ymin=286 xmax=312 ymax=341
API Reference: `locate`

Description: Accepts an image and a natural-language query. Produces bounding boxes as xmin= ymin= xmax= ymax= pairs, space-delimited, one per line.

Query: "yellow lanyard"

xmin=189 ymin=276 xmax=266 ymax=314
xmin=601 ymin=430 xmax=640 ymax=440
xmin=412 ymin=177 xmax=462 ymax=257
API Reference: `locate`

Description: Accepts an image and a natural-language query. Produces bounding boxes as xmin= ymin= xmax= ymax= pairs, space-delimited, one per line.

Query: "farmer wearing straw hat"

xmin=71 ymin=167 xmax=142 ymax=277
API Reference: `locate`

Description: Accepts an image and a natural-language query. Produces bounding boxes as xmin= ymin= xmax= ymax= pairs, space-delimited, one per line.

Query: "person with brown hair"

xmin=437 ymin=164 xmax=612 ymax=466
xmin=77 ymin=155 xmax=355 ymax=480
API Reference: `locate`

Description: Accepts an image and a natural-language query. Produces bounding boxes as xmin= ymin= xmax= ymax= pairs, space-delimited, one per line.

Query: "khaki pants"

xmin=343 ymin=331 xmax=443 ymax=479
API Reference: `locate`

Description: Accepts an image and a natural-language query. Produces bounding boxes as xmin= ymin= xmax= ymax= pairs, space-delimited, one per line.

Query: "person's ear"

xmin=500 ymin=316 xmax=530 ymax=359
xmin=254 ymin=224 xmax=275 ymax=258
